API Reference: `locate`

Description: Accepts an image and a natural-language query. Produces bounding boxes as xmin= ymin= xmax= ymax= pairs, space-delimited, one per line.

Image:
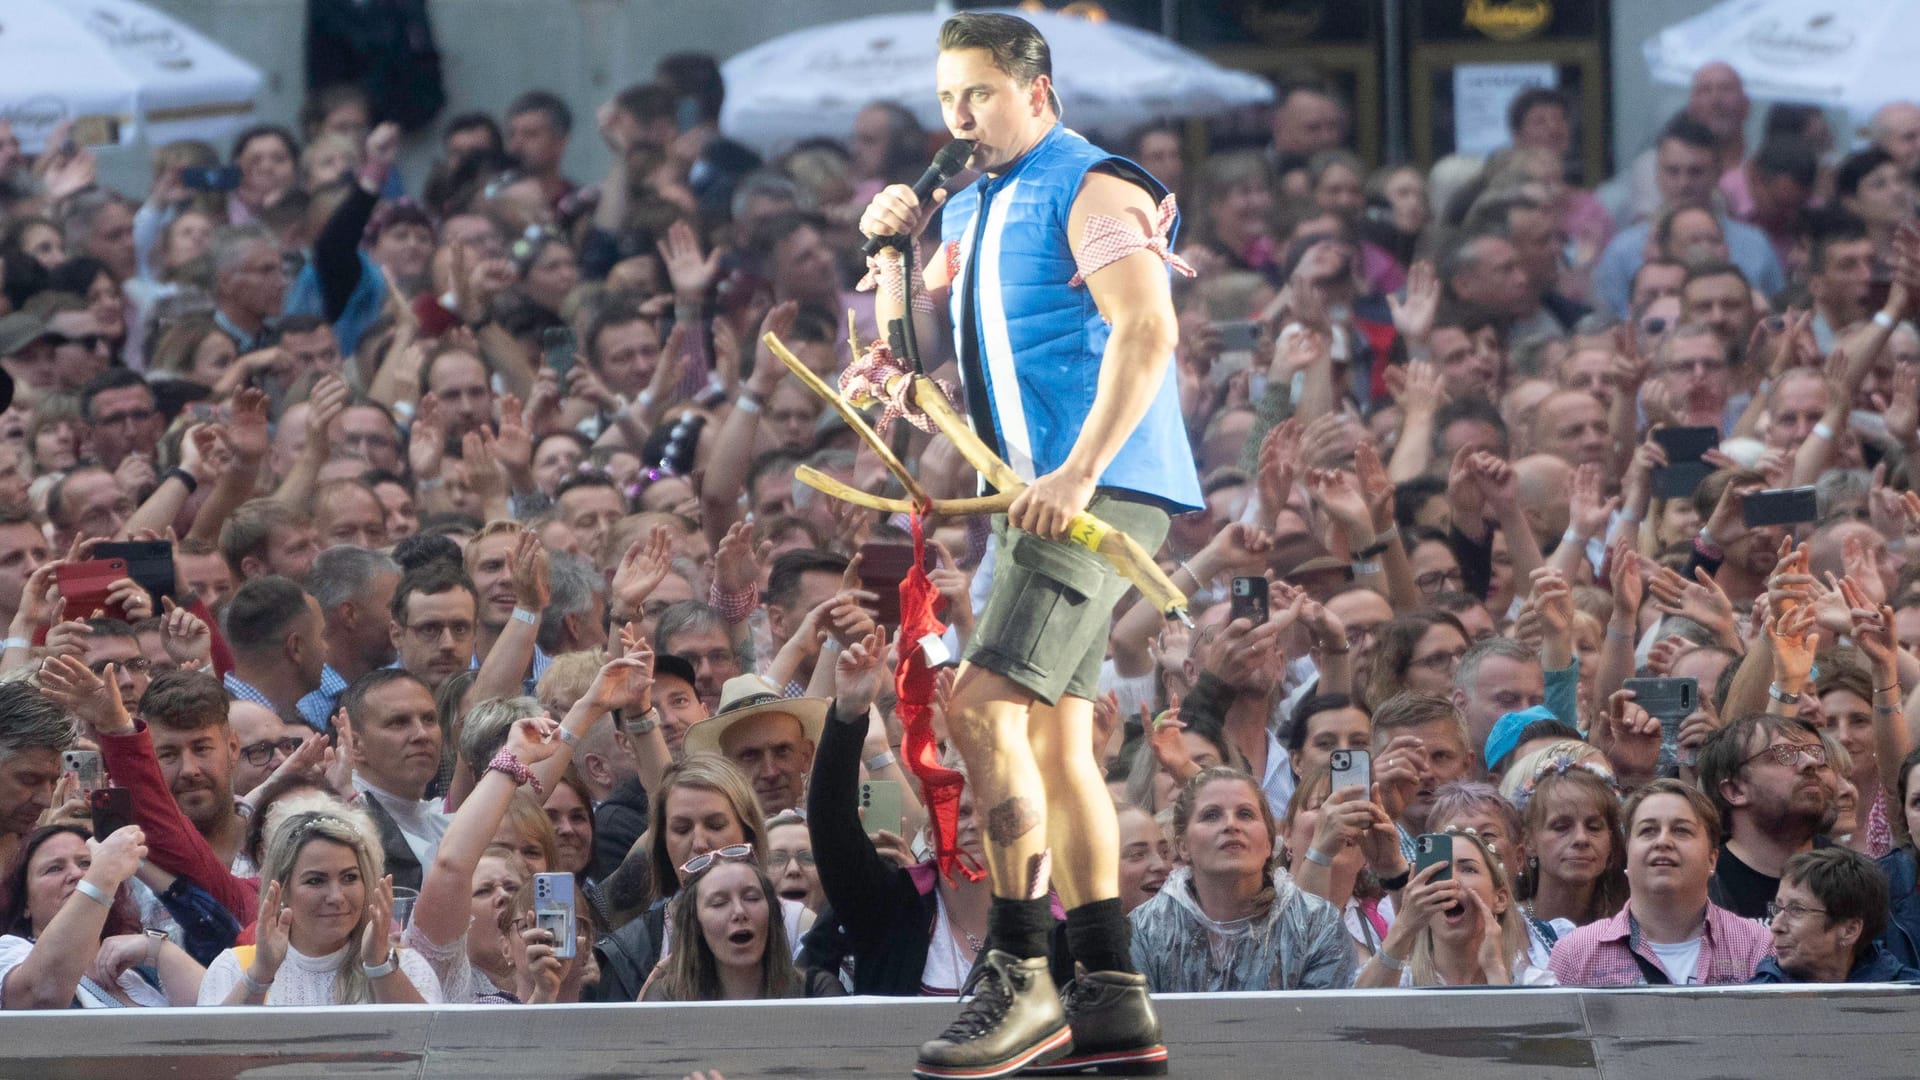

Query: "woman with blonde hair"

xmin=198 ymin=804 xmax=442 ymax=1005
xmin=1355 ymin=826 xmax=1554 ymax=986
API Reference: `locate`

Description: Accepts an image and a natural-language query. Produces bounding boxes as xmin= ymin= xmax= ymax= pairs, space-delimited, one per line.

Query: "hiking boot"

xmin=913 ymin=949 xmax=1071 ymax=1080
xmin=1025 ymin=969 xmax=1168 ymax=1076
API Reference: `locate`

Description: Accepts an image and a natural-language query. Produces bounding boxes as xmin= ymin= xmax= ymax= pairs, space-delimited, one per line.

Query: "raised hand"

xmin=360 ymin=874 xmax=396 ymax=967
xmin=1468 ymin=451 xmax=1516 ymax=518
xmin=158 ymin=596 xmax=212 ymax=668
xmin=1607 ymin=536 xmax=1645 ymax=618
xmin=584 ymin=623 xmax=657 ymax=714
xmin=748 ymin=301 xmax=801 ymax=397
xmin=1392 ymin=861 xmax=1461 ymax=936
xmin=1148 ymin=713 xmax=1196 ymax=780
xmin=503 ymin=714 xmax=566 ymax=767
xmin=104 ymin=578 xmax=152 ymax=622
xmin=1386 ymin=261 xmax=1439 ymax=346
xmin=1468 ymin=887 xmax=1511 ymax=984
xmin=1840 ymin=578 xmax=1899 ymax=683
xmin=1647 ymin=565 xmax=1735 ymax=645
xmin=1446 ymin=445 xmax=1488 ymax=534
xmin=1256 ymin=418 xmax=1302 ymax=517
xmin=1530 ymin=565 xmax=1573 ymax=626
xmin=1304 ymin=468 xmax=1372 ymax=548
xmin=408 ymin=393 xmax=446 ymax=481
xmin=10 ymin=561 xmax=63 ymax=636
xmin=661 ymin=220 xmax=721 ymax=302
xmin=37 ymin=654 xmax=127 ymax=732
xmin=1567 ymin=463 xmax=1619 ymax=542
xmin=250 ymin=880 xmax=292 ymax=988
xmin=1643 ymin=633 xmax=1690 ymax=676
xmin=835 ymin=624 xmax=890 ymax=719
xmin=510 ymin=529 xmax=551 ymax=612
xmin=1604 ymin=688 xmax=1662 ymax=782
xmin=493 ymin=394 xmax=535 ymax=480
xmin=1767 ymin=602 xmax=1821 ymax=690
xmin=1352 ymin=441 xmax=1397 ymax=533
xmin=84 ymin=825 xmax=147 ymax=893
xmin=926 ymin=540 xmax=972 ymax=630
xmin=1149 ymin=621 xmax=1193 ymax=699
xmin=1372 ymin=735 xmax=1429 ymax=822
xmin=712 ymin=521 xmax=762 ymax=596
xmin=611 ymin=526 xmax=675 ymax=616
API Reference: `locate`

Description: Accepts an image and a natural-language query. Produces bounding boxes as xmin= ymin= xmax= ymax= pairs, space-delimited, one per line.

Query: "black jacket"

xmin=804 ymin=706 xmax=942 ymax=995
xmin=801 ymin=708 xmax=1072 ymax=993
xmin=592 ymin=776 xmax=650 ymax=883
xmin=359 ymin=793 xmax=425 ymax=894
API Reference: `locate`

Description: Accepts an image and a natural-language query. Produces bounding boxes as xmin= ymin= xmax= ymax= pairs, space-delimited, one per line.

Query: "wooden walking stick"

xmin=762 ymin=333 xmax=1191 ymax=623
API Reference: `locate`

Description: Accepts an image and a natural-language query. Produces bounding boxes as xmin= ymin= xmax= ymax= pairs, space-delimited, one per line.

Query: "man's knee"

xmin=946 ymin=666 xmax=1034 ymax=749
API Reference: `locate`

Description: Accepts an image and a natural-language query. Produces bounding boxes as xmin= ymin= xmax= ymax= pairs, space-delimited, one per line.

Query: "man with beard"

xmin=103 ymin=672 xmax=248 ymax=869
xmin=1693 ymin=468 xmax=1783 ymax=609
xmin=1696 ymin=715 xmax=1838 ymax=919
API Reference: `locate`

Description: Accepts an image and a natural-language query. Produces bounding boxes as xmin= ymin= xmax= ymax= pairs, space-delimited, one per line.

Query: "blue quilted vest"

xmin=940 ymin=124 xmax=1202 ymax=512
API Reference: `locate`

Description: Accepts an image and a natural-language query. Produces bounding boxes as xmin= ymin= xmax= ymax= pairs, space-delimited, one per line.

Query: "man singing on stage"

xmin=860 ymin=12 xmax=1201 ymax=1079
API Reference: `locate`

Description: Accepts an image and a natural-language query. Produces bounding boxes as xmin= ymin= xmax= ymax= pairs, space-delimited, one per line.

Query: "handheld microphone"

xmin=862 ymin=139 xmax=975 ymax=256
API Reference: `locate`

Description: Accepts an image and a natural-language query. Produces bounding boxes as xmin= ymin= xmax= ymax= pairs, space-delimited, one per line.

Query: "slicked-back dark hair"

xmin=937 ymin=12 xmax=1061 ymax=115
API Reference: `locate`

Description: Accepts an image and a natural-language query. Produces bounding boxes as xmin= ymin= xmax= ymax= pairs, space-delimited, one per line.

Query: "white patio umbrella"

xmin=0 ymin=0 xmax=263 ymax=154
xmin=1644 ymin=0 xmax=1920 ymax=121
xmin=720 ymin=7 xmax=1273 ymax=154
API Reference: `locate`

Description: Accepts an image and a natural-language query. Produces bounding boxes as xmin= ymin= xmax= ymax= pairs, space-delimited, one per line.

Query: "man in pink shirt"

xmin=1551 ymin=779 xmax=1772 ymax=985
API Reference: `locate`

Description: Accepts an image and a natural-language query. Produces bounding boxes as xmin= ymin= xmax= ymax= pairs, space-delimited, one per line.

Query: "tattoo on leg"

xmin=986 ymin=796 xmax=1040 ymax=848
xmin=1024 ymin=850 xmax=1052 ymax=901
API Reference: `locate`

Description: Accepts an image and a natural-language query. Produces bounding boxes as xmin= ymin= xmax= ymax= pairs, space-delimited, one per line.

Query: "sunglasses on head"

xmin=679 ymin=843 xmax=754 ymax=877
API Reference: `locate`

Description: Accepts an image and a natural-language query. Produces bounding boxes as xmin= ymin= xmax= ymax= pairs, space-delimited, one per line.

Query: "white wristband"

xmin=734 ymin=393 xmax=762 ymax=415
xmin=865 ymin=749 xmax=898 ymax=773
xmin=510 ymin=607 xmax=539 ymax=626
xmin=1350 ymin=560 xmax=1381 ymax=575
xmin=1875 ymin=310 xmax=1897 ymax=330
xmin=1813 ymin=421 xmax=1835 ymax=441
xmin=0 ymin=637 xmax=28 ymax=651
xmin=74 ymin=879 xmax=111 ymax=908
xmin=1303 ymin=845 xmax=1335 ymax=867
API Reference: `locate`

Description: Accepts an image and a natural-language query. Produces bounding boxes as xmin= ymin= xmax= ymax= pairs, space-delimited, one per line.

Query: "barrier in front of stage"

xmin=0 ymin=983 xmax=1916 ymax=1080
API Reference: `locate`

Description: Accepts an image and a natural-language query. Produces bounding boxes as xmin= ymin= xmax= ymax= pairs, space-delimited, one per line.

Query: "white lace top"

xmin=197 ymin=940 xmax=443 ymax=1005
xmin=401 ymin=923 xmax=502 ymax=1004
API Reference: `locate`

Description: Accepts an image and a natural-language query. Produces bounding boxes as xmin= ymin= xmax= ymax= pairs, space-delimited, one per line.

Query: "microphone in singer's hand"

xmin=862 ymin=140 xmax=975 ymax=256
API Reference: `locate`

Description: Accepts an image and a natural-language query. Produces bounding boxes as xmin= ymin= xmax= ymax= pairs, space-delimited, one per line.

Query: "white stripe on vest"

xmin=974 ymin=178 xmax=1035 ymax=482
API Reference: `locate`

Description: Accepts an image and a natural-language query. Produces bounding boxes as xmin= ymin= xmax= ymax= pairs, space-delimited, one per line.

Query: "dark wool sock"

xmin=987 ymin=896 xmax=1054 ymax=960
xmin=1064 ymin=898 xmax=1132 ymax=974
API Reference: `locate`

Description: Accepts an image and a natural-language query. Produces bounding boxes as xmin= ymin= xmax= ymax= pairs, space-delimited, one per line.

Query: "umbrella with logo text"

xmin=0 ymin=0 xmax=261 ymax=154
xmin=719 ymin=6 xmax=1273 ymax=154
xmin=1645 ymin=0 xmax=1920 ymax=121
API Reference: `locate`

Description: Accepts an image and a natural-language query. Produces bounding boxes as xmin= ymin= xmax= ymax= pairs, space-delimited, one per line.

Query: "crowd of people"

xmin=0 ymin=22 xmax=1914 ymax=1057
